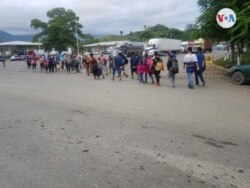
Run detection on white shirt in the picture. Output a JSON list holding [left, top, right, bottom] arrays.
[[183, 53, 198, 63]]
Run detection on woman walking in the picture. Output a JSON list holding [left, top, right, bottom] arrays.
[[152, 52, 164, 87]]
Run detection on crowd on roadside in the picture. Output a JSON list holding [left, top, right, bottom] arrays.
[[24, 46, 206, 89]]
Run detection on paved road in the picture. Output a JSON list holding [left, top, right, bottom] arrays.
[[0, 55, 249, 188]]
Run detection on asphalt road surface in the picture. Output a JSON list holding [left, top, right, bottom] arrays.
[[0, 54, 249, 188]]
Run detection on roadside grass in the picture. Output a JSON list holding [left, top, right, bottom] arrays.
[[214, 49, 250, 68], [242, 49, 250, 64]]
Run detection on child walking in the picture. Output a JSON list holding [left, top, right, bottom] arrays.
[[145, 54, 155, 84], [137, 61, 145, 83]]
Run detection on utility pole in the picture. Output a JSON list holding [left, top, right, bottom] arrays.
[[75, 24, 79, 56]]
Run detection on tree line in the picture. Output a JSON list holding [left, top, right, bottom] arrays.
[[30, 8, 199, 53], [31, 1, 250, 64], [195, 0, 250, 64]]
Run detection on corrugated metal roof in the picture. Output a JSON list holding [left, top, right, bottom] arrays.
[[0, 41, 42, 46], [84, 40, 146, 47]]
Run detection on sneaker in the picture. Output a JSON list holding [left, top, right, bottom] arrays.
[[202, 81, 206, 87], [155, 83, 160, 87], [172, 82, 176, 88]]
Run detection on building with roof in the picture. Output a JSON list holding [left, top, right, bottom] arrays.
[[0, 41, 42, 56], [84, 40, 146, 54]]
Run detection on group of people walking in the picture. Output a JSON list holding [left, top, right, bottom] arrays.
[[26, 54, 81, 73], [82, 47, 206, 89], [24, 47, 206, 89]]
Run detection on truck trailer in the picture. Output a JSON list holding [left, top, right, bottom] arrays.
[[181, 38, 212, 53], [144, 38, 181, 56]]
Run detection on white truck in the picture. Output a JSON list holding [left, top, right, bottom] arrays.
[[144, 38, 181, 56], [181, 39, 213, 53]]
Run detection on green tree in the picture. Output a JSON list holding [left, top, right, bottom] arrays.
[[196, 0, 234, 62], [30, 7, 83, 52], [182, 24, 200, 40], [196, 0, 250, 64], [139, 31, 153, 41], [229, 0, 250, 42]]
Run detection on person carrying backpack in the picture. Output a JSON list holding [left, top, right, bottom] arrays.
[[64, 55, 71, 73], [112, 51, 124, 81], [152, 51, 164, 87], [167, 52, 179, 88], [144, 53, 155, 84], [130, 52, 139, 79], [120, 53, 128, 78]]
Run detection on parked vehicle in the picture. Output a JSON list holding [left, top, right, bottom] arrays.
[[228, 64, 250, 85], [118, 44, 144, 57], [0, 55, 6, 62], [181, 41, 193, 53], [181, 38, 212, 53], [144, 38, 181, 56], [10, 55, 21, 61]]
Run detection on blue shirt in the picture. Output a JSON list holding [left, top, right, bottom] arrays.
[[130, 55, 139, 67], [114, 55, 124, 67], [196, 52, 205, 69]]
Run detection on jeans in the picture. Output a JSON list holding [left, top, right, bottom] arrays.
[[195, 70, 205, 85], [187, 72, 194, 87], [66, 64, 71, 72], [113, 65, 121, 77], [139, 73, 144, 83], [168, 71, 175, 84], [145, 72, 154, 83]]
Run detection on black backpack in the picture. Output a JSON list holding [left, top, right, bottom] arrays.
[[170, 58, 179, 74], [121, 54, 128, 65]]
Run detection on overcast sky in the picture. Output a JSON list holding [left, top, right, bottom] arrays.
[[0, 0, 200, 35]]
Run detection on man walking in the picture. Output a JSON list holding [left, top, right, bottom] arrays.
[[195, 47, 206, 86], [112, 51, 124, 81], [0, 56, 5, 68], [130, 52, 139, 79], [183, 47, 199, 89], [167, 52, 178, 88]]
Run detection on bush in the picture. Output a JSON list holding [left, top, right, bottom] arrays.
[[214, 58, 235, 68], [214, 49, 250, 68]]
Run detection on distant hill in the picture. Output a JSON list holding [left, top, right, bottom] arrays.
[[0, 30, 34, 42]]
